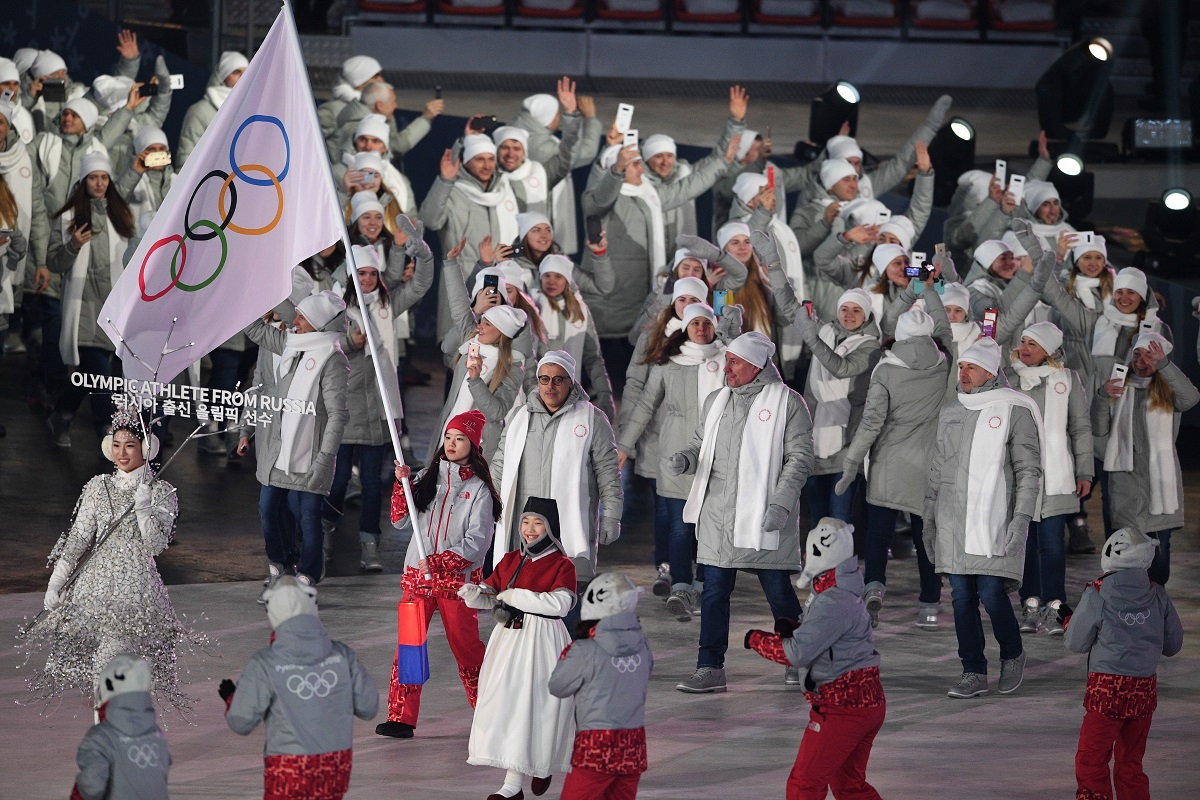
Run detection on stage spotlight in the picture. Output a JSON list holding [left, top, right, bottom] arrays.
[[1087, 38, 1113, 62], [1049, 152, 1094, 224], [927, 117, 977, 206], [1163, 188, 1192, 211], [808, 81, 861, 149], [1056, 153, 1084, 176], [1141, 187, 1200, 272], [1035, 38, 1116, 144]]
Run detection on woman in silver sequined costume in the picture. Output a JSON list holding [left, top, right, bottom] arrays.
[[24, 409, 196, 711]]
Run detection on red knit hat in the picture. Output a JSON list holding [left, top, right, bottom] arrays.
[[446, 409, 486, 451]]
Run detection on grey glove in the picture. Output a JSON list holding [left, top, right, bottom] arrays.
[[599, 516, 621, 545], [925, 94, 953, 132], [922, 524, 937, 569], [762, 503, 789, 532], [793, 307, 819, 343], [718, 303, 744, 340], [932, 250, 958, 284], [665, 452, 692, 477], [675, 234, 722, 263], [750, 229, 781, 268], [1010, 217, 1045, 263], [1005, 513, 1032, 554], [307, 452, 335, 492], [834, 464, 860, 497], [2, 227, 28, 271], [396, 215, 431, 260]]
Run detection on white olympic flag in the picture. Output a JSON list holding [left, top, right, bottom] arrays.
[[99, 7, 342, 383]]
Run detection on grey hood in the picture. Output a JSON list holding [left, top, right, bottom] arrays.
[[272, 613, 333, 663], [592, 611, 645, 657], [103, 690, 158, 737], [829, 555, 866, 597], [889, 336, 945, 370]]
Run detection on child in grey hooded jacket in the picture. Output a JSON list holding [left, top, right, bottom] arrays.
[[1064, 529, 1183, 800]]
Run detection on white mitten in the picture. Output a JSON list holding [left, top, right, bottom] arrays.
[[44, 559, 71, 611]]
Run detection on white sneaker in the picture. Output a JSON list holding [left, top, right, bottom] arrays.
[[916, 603, 940, 630]]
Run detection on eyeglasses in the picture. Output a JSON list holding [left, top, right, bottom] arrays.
[[537, 375, 570, 387]]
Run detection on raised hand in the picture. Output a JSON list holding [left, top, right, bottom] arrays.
[[578, 95, 596, 118], [729, 85, 749, 122], [916, 140, 932, 173], [447, 237, 467, 261], [440, 149, 460, 181], [116, 29, 139, 60], [615, 145, 638, 173], [557, 76, 578, 115], [723, 134, 742, 164]]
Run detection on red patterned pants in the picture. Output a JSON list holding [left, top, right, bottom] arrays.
[[387, 592, 486, 726], [1075, 711, 1153, 800], [263, 749, 352, 800], [559, 767, 641, 800], [786, 702, 886, 800]]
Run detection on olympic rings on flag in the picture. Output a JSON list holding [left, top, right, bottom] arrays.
[[184, 170, 237, 242], [218, 164, 283, 236], [229, 115, 290, 185], [140, 235, 187, 301], [170, 220, 228, 291]]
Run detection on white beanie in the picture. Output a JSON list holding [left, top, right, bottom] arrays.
[[958, 336, 1002, 375], [539, 253, 574, 282], [879, 216, 916, 250], [717, 221, 750, 250], [673, 248, 708, 274], [848, 199, 889, 227], [350, 150, 385, 176], [482, 304, 527, 339], [0, 58, 20, 84], [341, 55, 382, 88], [1000, 231, 1028, 259], [672, 276, 708, 304], [517, 211, 551, 240], [1100, 529, 1158, 573], [941, 282, 971, 312], [492, 125, 529, 148], [733, 172, 769, 205], [871, 243, 908, 276], [91, 74, 133, 114], [355, 113, 390, 144], [797, 517, 855, 589], [12, 48, 38, 76], [598, 143, 621, 170], [820, 158, 858, 191], [681, 302, 717, 328], [263, 576, 319, 630], [32, 50, 66, 78], [825, 135, 863, 161], [580, 572, 641, 621], [216, 51, 249, 82], [350, 191, 385, 223], [973, 239, 1012, 270], [351, 243, 383, 272], [836, 287, 874, 318], [1113, 267, 1148, 300], [63, 97, 98, 131], [736, 129, 759, 162], [957, 169, 992, 204], [895, 308, 934, 341], [538, 349, 577, 377], [1022, 179, 1059, 213], [94, 653, 152, 707], [1133, 330, 1172, 357], [1072, 234, 1108, 264], [462, 134, 496, 163], [297, 290, 346, 331], [497, 260, 528, 290], [522, 93, 559, 128], [727, 331, 775, 368], [641, 133, 676, 160], [1022, 321, 1063, 355], [289, 266, 316, 305], [471, 267, 508, 300], [133, 126, 169, 155], [79, 151, 112, 178]]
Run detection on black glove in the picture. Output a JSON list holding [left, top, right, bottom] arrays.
[[218, 679, 236, 702], [774, 617, 801, 638]]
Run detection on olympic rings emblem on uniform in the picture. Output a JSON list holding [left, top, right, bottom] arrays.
[[574, 424, 588, 438], [611, 655, 642, 673], [286, 669, 338, 699], [1054, 381, 1068, 394], [1118, 610, 1150, 626], [758, 409, 772, 422], [988, 415, 1003, 429], [127, 743, 160, 768], [139, 114, 290, 302]]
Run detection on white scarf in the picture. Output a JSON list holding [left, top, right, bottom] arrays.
[[670, 340, 727, 413], [538, 292, 589, 374], [773, 221, 807, 364], [0, 143, 33, 315], [506, 157, 549, 209], [331, 81, 361, 103], [381, 160, 416, 216], [1072, 274, 1102, 311], [684, 381, 788, 551], [127, 169, 175, 232], [497, 400, 595, 564], [452, 174, 519, 245], [550, 176, 577, 256], [37, 134, 107, 185], [274, 330, 341, 475], [811, 325, 875, 458], [1010, 360, 1075, 496], [1031, 219, 1073, 251], [857, 172, 876, 201], [445, 337, 500, 427], [664, 161, 692, 237], [956, 387, 1045, 557], [205, 83, 233, 111], [348, 289, 403, 420], [58, 211, 127, 366], [1103, 376, 1179, 516], [1091, 304, 1143, 357], [620, 179, 666, 283]]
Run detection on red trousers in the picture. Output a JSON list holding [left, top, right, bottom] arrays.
[[786, 702, 886, 800], [263, 750, 352, 800], [1075, 710, 1153, 800], [387, 592, 486, 726], [559, 767, 642, 800]]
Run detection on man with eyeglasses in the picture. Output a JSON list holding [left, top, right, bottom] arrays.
[[493, 350, 623, 631]]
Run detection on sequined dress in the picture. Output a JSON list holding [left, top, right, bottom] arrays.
[[23, 466, 197, 711]]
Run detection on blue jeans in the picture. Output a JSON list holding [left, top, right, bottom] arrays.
[[1020, 514, 1067, 604], [948, 574, 1023, 675], [698, 566, 802, 669], [259, 486, 324, 582], [1091, 458, 1114, 536], [864, 505, 941, 604], [662, 495, 702, 589], [805, 472, 858, 528], [650, 479, 669, 566], [1148, 530, 1172, 585], [56, 346, 117, 435], [38, 296, 65, 393], [323, 442, 388, 538]]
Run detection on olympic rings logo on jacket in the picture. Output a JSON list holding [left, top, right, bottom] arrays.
[[285, 669, 338, 700], [127, 743, 161, 769]]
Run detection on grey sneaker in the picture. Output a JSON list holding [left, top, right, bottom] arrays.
[[665, 589, 694, 622], [998, 651, 1026, 694], [947, 672, 989, 698], [1042, 600, 1065, 636], [864, 581, 885, 629], [784, 665, 802, 686], [676, 666, 727, 694], [47, 412, 72, 449], [257, 563, 285, 604], [1019, 597, 1042, 634], [322, 519, 337, 563], [360, 541, 383, 572], [916, 603, 941, 630], [652, 563, 671, 597]]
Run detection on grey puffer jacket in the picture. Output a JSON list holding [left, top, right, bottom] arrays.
[[332, 101, 431, 165], [784, 557, 881, 689], [74, 691, 170, 800], [506, 110, 583, 215], [942, 156, 1052, 264], [46, 199, 125, 351], [924, 375, 1043, 588], [548, 611, 652, 731], [675, 362, 813, 571], [244, 317, 350, 494], [226, 614, 379, 756], [843, 334, 950, 515], [1040, 272, 1105, 387], [513, 108, 604, 170], [1090, 361, 1199, 536], [642, 116, 743, 247], [1064, 568, 1183, 677], [400, 458, 495, 577], [964, 268, 1051, 353], [492, 382, 623, 582]]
